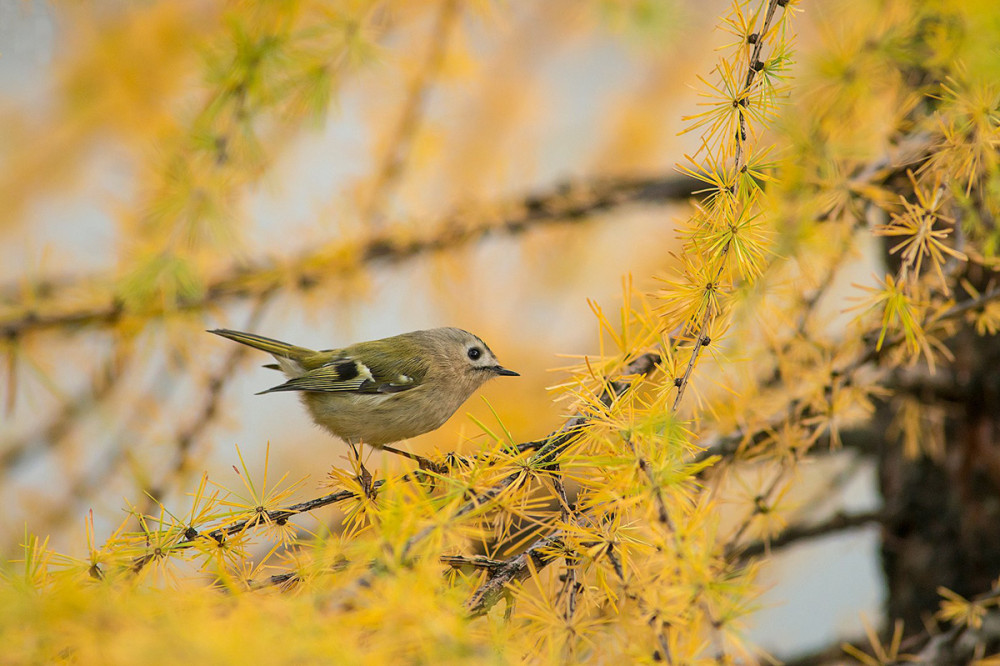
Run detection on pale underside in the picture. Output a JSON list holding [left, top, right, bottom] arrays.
[[299, 385, 469, 448]]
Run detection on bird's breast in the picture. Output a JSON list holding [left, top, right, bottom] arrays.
[[300, 388, 463, 447]]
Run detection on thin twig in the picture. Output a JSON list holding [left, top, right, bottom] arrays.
[[549, 464, 583, 622], [624, 433, 675, 531], [724, 464, 790, 551], [671, 0, 786, 414]]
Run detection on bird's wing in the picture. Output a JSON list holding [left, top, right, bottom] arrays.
[[257, 356, 426, 395]]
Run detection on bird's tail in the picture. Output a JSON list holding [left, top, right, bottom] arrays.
[[208, 329, 314, 360]]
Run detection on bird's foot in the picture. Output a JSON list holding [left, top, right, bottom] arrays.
[[417, 457, 448, 475], [381, 444, 448, 475], [358, 462, 377, 500], [348, 441, 378, 500]]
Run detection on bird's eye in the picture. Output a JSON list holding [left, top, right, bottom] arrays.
[[467, 347, 482, 361]]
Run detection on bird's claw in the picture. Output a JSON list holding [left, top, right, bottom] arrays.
[[417, 457, 448, 475], [358, 464, 377, 500]]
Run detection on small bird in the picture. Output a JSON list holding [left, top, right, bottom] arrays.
[[210, 327, 518, 464]]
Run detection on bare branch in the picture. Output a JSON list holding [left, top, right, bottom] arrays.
[[466, 532, 563, 616], [730, 510, 884, 562], [440, 554, 508, 570]]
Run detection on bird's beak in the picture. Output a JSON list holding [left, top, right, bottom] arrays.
[[494, 366, 519, 377]]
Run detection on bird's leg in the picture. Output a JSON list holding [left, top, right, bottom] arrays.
[[348, 440, 376, 499], [381, 444, 448, 475]]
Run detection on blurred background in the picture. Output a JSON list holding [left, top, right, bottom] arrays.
[[1, 1, 886, 660]]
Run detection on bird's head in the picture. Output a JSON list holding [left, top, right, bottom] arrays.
[[429, 327, 519, 386]]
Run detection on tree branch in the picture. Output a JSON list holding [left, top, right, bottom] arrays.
[[128, 482, 383, 575], [440, 554, 508, 570], [730, 509, 884, 561], [466, 532, 563, 616], [0, 174, 699, 341], [692, 285, 1000, 468], [127, 352, 662, 578]]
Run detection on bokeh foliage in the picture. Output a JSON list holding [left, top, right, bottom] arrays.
[[3, 0, 1000, 663]]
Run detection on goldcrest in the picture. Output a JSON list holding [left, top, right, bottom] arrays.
[[210, 327, 518, 448]]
